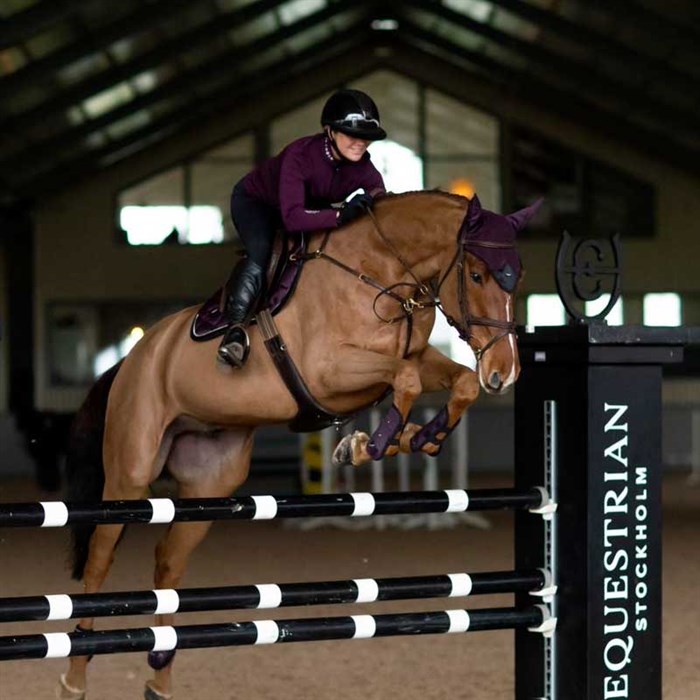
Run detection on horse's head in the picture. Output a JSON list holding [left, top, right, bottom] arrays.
[[439, 193, 541, 395]]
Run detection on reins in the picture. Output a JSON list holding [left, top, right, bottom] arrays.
[[293, 219, 435, 339], [295, 202, 517, 362]]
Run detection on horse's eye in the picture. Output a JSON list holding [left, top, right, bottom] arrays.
[[470, 272, 483, 284]]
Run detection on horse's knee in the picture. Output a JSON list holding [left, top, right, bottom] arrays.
[[454, 371, 480, 405], [395, 361, 422, 401], [102, 467, 152, 499]]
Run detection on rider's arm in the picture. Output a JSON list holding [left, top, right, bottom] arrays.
[[279, 149, 338, 231]]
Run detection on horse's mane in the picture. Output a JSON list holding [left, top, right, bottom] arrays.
[[376, 188, 469, 207]]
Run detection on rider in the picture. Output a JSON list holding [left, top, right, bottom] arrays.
[[217, 88, 388, 368]]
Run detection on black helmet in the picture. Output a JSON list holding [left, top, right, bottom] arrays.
[[321, 89, 387, 141]]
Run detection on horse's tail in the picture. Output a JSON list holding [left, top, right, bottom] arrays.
[[65, 360, 123, 581]]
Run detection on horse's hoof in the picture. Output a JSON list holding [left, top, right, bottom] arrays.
[[332, 435, 353, 467], [56, 674, 86, 700], [145, 681, 173, 700]]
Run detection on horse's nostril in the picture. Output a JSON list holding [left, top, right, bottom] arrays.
[[489, 371, 502, 391]]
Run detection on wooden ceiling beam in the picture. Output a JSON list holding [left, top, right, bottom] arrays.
[[1, 2, 367, 176], [12, 32, 380, 199], [389, 30, 700, 175], [486, 0, 700, 95], [408, 0, 698, 135], [0, 0, 194, 101], [0, 0, 102, 51], [0, 0, 355, 134]]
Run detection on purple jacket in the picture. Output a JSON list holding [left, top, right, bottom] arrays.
[[242, 133, 385, 231]]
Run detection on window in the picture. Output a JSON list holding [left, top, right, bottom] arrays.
[[425, 89, 500, 209], [526, 294, 566, 327], [47, 302, 188, 386], [117, 133, 253, 245], [94, 327, 144, 377], [643, 293, 682, 327], [585, 294, 624, 325], [368, 140, 423, 193], [120, 204, 224, 245], [47, 305, 98, 387]]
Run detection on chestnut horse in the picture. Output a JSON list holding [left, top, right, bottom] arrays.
[[58, 191, 539, 700]]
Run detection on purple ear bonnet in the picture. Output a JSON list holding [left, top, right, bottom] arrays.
[[460, 195, 542, 292]]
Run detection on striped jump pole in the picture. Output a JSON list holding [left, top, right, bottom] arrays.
[[0, 487, 548, 528], [0, 605, 551, 661], [0, 569, 548, 623]]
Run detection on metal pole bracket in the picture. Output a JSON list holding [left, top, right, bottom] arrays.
[[530, 568, 557, 603], [528, 604, 557, 638], [528, 487, 558, 520]]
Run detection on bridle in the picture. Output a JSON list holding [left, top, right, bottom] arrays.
[[295, 203, 518, 363], [434, 218, 518, 362]]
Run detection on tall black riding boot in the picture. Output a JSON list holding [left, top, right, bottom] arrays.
[[217, 258, 265, 368]]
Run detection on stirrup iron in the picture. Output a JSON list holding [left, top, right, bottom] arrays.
[[217, 324, 251, 368]]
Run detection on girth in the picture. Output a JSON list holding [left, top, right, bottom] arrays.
[[257, 309, 398, 433], [258, 230, 427, 433]]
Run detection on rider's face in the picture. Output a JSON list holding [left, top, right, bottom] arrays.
[[331, 131, 370, 162]]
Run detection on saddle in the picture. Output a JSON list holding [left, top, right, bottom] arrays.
[[190, 231, 306, 341]]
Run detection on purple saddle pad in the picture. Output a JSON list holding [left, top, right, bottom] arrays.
[[190, 233, 306, 342]]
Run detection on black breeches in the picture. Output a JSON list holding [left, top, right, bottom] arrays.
[[230, 181, 281, 268]]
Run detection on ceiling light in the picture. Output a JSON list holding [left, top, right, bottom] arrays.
[[371, 19, 399, 31]]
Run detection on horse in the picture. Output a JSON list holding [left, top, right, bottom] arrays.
[[57, 190, 539, 700]]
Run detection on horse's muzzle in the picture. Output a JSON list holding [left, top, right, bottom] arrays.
[[487, 371, 503, 393]]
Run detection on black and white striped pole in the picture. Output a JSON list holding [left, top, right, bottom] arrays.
[[0, 488, 546, 528], [0, 606, 551, 661], [0, 570, 548, 623]]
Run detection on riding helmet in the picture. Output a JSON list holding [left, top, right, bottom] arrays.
[[321, 89, 387, 141]]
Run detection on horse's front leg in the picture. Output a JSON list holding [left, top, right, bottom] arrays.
[[401, 344, 480, 456], [323, 348, 422, 467]]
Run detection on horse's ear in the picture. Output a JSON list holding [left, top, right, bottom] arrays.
[[467, 193, 483, 230], [507, 197, 543, 232]]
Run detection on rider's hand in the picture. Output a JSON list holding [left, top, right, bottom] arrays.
[[337, 193, 374, 226]]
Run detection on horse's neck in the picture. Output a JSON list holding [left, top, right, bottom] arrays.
[[325, 193, 466, 283]]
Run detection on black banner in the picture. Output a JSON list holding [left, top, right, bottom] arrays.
[[588, 367, 662, 699]]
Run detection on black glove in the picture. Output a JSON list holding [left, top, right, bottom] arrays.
[[337, 193, 374, 226]]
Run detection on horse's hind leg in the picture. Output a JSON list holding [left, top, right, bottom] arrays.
[[59, 486, 151, 699], [145, 427, 255, 700], [59, 411, 165, 698]]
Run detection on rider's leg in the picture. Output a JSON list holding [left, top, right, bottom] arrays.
[[218, 183, 278, 368], [217, 257, 266, 367]]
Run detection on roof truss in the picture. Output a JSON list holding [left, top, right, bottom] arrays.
[[0, 0, 698, 205]]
